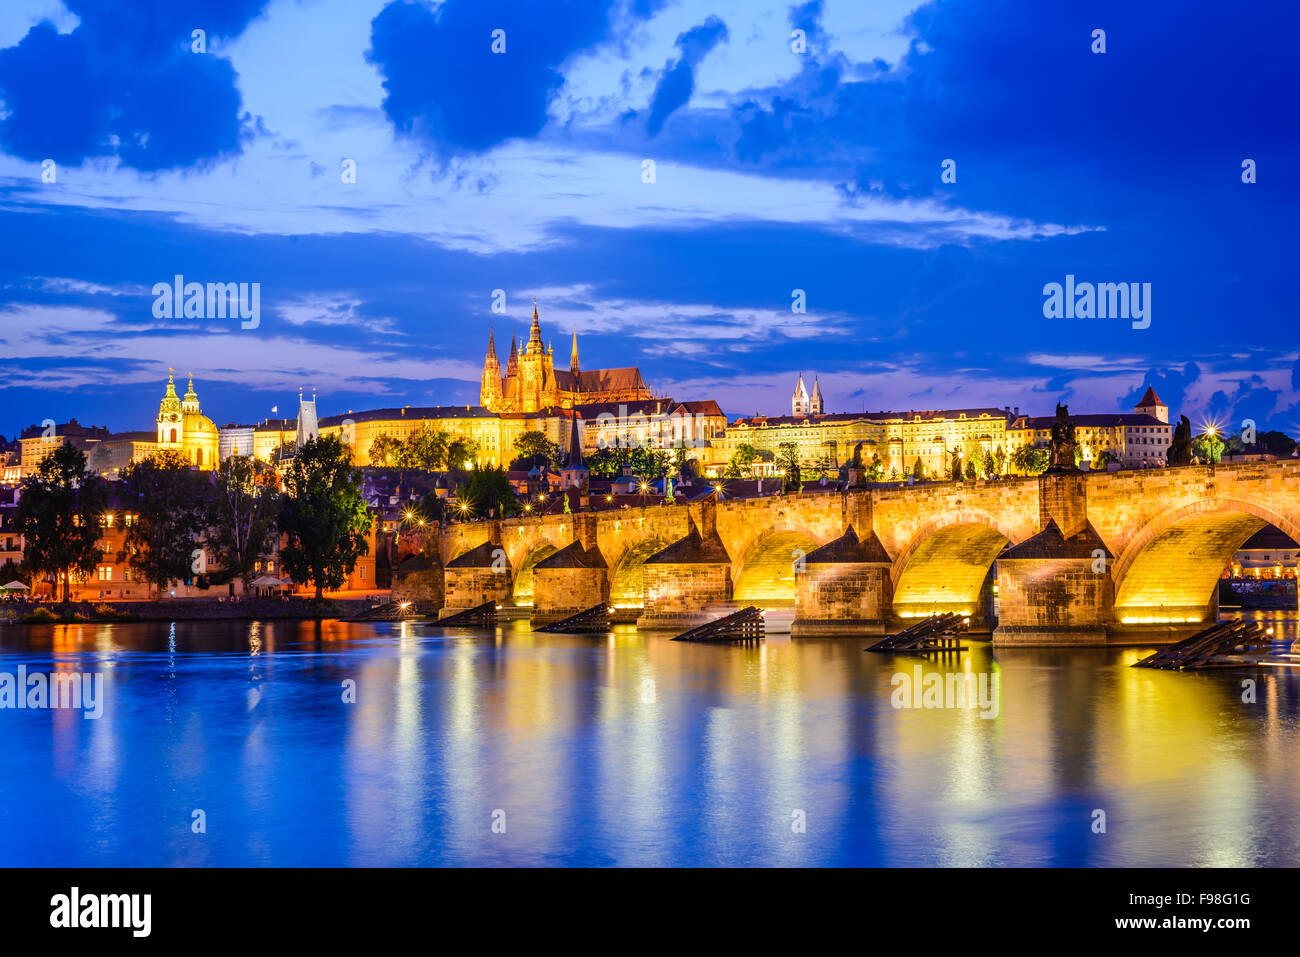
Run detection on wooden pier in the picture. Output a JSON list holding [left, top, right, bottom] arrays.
[[671, 606, 765, 643], [535, 603, 616, 634], [1132, 618, 1273, 671], [865, 613, 968, 656], [435, 601, 498, 628]]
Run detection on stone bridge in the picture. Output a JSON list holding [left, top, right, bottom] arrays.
[[393, 461, 1300, 645]]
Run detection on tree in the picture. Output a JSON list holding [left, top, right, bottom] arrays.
[[981, 450, 995, 479], [1257, 430, 1298, 457], [512, 431, 565, 471], [1167, 415, 1194, 466], [587, 446, 628, 479], [279, 436, 372, 599], [949, 448, 963, 481], [1192, 432, 1225, 464], [446, 438, 480, 473], [368, 434, 404, 467], [1010, 445, 1050, 475], [457, 465, 520, 518], [672, 444, 702, 484], [120, 451, 214, 593], [994, 446, 1006, 476], [209, 454, 281, 593], [15, 443, 108, 601], [0, 558, 27, 587], [964, 458, 977, 480], [777, 442, 801, 491], [911, 457, 924, 481], [726, 442, 759, 479], [405, 426, 451, 470], [868, 452, 884, 482], [1094, 449, 1120, 469]]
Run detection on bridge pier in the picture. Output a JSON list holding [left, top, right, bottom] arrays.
[[993, 470, 1114, 645], [441, 537, 512, 619], [531, 515, 609, 625], [391, 552, 444, 615], [791, 526, 893, 636], [638, 513, 734, 631]]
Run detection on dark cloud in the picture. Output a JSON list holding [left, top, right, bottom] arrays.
[[368, 0, 629, 158], [0, 1, 267, 171], [646, 15, 729, 137]]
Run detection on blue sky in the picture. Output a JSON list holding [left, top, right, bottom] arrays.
[[0, 0, 1296, 438]]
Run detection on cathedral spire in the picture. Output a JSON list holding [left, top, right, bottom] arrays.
[[487, 328, 498, 361], [527, 297, 543, 354], [570, 330, 580, 376]]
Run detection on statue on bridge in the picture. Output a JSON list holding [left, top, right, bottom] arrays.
[[847, 441, 867, 487], [1168, 414, 1193, 466], [1048, 403, 1079, 471]]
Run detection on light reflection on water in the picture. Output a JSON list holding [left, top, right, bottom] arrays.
[[1, 615, 1299, 866]]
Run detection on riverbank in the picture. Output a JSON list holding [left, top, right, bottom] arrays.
[[0, 597, 377, 624]]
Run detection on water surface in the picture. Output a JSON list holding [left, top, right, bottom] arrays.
[[1, 615, 1297, 866]]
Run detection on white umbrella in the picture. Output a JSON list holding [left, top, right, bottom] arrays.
[[249, 575, 283, 587], [3, 581, 29, 591]]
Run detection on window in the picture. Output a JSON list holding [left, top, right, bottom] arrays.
[[97, 566, 112, 582], [360, 565, 366, 580]]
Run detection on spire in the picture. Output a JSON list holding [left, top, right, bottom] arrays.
[[487, 328, 498, 361], [570, 330, 579, 375], [811, 376, 823, 414], [159, 368, 181, 415], [527, 297, 543, 354], [565, 416, 585, 470]]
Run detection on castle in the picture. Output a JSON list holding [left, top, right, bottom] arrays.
[[479, 300, 652, 414]]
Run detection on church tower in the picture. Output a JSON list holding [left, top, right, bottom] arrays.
[[792, 374, 810, 416], [1135, 386, 1168, 424], [810, 376, 824, 415], [480, 329, 503, 411], [157, 369, 183, 451], [569, 331, 580, 376]]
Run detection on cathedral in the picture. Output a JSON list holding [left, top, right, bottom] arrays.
[[480, 300, 652, 414]]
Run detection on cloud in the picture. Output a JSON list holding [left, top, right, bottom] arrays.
[[367, 0, 629, 159], [645, 15, 729, 136], [0, 0, 269, 171]]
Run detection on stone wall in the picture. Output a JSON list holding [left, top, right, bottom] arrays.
[[639, 563, 732, 630], [532, 567, 609, 624], [792, 562, 891, 635]]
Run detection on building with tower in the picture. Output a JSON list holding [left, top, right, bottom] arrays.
[[156, 370, 219, 469], [479, 299, 652, 414]]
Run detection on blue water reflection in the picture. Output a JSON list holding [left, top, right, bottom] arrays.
[[1, 615, 1298, 866]]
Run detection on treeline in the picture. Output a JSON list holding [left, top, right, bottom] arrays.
[[15, 436, 371, 601]]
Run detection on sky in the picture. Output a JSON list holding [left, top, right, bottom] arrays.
[[0, 0, 1296, 439]]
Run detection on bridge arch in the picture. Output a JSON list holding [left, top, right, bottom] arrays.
[[512, 542, 558, 605], [890, 512, 1020, 619], [1111, 498, 1300, 623], [608, 538, 672, 608], [733, 527, 823, 605]]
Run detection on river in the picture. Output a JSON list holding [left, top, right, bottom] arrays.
[[2, 614, 1298, 866]]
